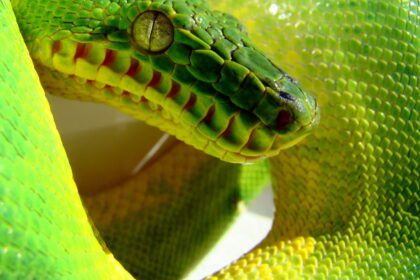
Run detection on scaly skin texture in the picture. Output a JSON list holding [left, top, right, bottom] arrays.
[[12, 0, 319, 163], [0, 1, 132, 279], [1, 0, 419, 280], [208, 0, 419, 279], [83, 145, 271, 279]]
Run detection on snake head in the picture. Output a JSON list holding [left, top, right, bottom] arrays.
[[15, 0, 319, 163]]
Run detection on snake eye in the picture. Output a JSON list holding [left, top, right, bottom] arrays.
[[131, 11, 174, 54]]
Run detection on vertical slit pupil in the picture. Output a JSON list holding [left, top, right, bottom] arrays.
[[131, 11, 174, 54]]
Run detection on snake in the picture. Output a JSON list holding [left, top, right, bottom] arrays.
[[0, 0, 418, 279]]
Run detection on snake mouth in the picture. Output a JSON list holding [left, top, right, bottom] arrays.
[[33, 38, 316, 163], [39, 69, 281, 163], [33, 39, 281, 163]]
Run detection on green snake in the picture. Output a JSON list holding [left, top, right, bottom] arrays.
[[1, 0, 418, 279]]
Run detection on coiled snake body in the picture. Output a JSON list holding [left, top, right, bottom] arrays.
[[0, 0, 418, 279]]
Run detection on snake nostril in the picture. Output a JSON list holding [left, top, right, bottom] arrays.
[[278, 91, 295, 102], [276, 110, 293, 130]]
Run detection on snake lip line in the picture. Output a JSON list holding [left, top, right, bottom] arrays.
[[40, 39, 299, 162], [65, 72, 277, 163]]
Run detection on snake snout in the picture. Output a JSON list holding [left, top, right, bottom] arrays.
[[252, 76, 320, 152]]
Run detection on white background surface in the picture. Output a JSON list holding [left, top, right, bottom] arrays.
[[48, 95, 275, 280]]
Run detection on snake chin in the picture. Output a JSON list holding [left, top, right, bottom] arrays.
[[35, 62, 319, 163]]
